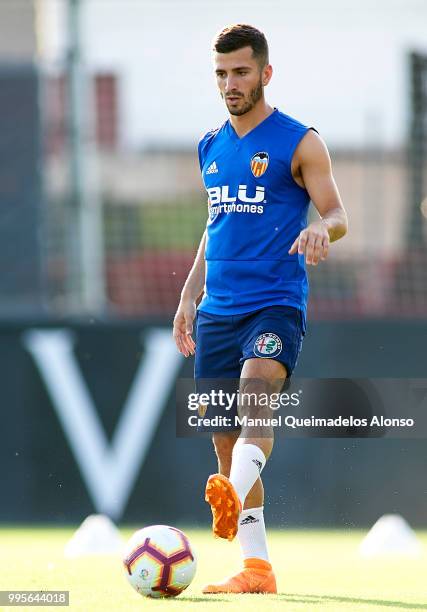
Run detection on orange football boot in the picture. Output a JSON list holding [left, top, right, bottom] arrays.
[[205, 473, 241, 541], [202, 557, 277, 594]]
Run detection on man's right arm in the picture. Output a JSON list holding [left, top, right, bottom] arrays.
[[173, 230, 206, 357]]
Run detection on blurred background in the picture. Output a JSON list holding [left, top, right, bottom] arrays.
[[1, 0, 427, 527]]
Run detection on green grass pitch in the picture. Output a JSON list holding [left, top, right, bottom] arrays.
[[1, 527, 426, 611]]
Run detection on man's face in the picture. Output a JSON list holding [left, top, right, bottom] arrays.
[[214, 46, 271, 116]]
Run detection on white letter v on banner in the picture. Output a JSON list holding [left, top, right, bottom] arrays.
[[23, 328, 182, 520]]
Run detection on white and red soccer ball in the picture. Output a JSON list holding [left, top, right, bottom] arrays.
[[123, 525, 197, 598]]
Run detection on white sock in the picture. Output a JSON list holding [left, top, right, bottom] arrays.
[[229, 443, 266, 507], [238, 506, 269, 562]]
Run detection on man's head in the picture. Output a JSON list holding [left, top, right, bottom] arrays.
[[213, 24, 272, 116]]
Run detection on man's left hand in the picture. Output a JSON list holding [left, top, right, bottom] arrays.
[[288, 220, 330, 265]]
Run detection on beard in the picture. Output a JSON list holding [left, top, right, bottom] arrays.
[[223, 77, 263, 116]]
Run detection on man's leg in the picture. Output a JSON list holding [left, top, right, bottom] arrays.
[[212, 430, 240, 477], [229, 358, 282, 507], [203, 358, 284, 594], [206, 358, 285, 538], [235, 359, 284, 573], [205, 429, 242, 541], [210, 430, 265, 538]]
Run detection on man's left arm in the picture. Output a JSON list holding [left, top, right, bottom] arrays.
[[288, 130, 348, 265]]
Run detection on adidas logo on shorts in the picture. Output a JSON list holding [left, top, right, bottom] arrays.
[[206, 161, 218, 174], [240, 515, 260, 525]]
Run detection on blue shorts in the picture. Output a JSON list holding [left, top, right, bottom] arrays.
[[194, 305, 306, 432]]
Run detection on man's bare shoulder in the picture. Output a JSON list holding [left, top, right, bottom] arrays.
[[293, 129, 330, 164], [291, 130, 332, 187]]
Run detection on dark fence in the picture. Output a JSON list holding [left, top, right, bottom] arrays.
[[0, 318, 426, 527]]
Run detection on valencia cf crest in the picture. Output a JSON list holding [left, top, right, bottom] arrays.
[[250, 151, 269, 178]]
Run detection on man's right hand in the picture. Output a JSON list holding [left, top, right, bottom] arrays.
[[173, 298, 196, 357]]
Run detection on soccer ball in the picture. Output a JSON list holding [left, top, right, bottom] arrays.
[[123, 525, 197, 598]]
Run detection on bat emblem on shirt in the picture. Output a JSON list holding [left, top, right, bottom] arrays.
[[250, 151, 269, 177]]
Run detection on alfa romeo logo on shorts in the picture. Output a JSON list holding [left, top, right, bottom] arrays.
[[254, 333, 282, 358]]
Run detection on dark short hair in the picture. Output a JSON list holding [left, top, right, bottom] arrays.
[[213, 24, 269, 67]]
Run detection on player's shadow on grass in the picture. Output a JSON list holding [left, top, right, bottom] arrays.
[[279, 593, 427, 609], [178, 596, 229, 602]]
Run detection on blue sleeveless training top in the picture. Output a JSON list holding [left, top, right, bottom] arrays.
[[198, 108, 313, 317]]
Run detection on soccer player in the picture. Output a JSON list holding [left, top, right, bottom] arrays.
[[173, 24, 347, 594]]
